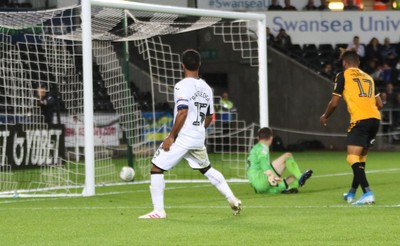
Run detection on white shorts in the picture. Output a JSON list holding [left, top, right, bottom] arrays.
[[152, 143, 210, 171]]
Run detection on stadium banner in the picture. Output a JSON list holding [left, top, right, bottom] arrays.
[[62, 114, 121, 147], [197, 2, 400, 45], [142, 112, 173, 143], [199, 0, 303, 10], [0, 124, 65, 167], [264, 11, 400, 45]]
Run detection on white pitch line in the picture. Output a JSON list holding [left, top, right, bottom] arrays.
[[95, 167, 400, 197], [93, 167, 400, 188], [0, 184, 213, 204], [0, 204, 399, 211], [0, 168, 399, 203], [313, 168, 400, 178], [91, 184, 214, 197]]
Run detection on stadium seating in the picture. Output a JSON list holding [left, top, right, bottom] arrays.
[[270, 40, 400, 138], [273, 41, 400, 85], [288, 44, 302, 58]]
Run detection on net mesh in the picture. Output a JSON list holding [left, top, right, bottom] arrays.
[[0, 5, 260, 196]]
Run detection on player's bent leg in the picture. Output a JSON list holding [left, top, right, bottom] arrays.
[[150, 164, 164, 173], [346, 153, 361, 166], [346, 146, 374, 205], [352, 148, 375, 205], [200, 166, 242, 215], [361, 148, 369, 158], [285, 157, 303, 180], [352, 119, 379, 205], [186, 148, 241, 215], [271, 153, 290, 175], [281, 176, 299, 194], [360, 149, 368, 171], [138, 165, 167, 219], [277, 156, 313, 187], [347, 146, 371, 194], [344, 153, 360, 203], [150, 165, 166, 212], [139, 144, 187, 219]]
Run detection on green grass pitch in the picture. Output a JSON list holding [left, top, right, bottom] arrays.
[[0, 151, 399, 245]]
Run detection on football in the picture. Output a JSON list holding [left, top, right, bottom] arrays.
[[119, 166, 135, 181]]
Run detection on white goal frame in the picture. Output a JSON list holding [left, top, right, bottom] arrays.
[[81, 0, 268, 196]]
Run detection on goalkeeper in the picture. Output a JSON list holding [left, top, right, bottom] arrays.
[[247, 127, 313, 194]]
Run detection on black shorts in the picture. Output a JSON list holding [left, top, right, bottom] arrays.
[[347, 118, 380, 148]]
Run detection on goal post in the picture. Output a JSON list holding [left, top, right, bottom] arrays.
[[0, 1, 268, 197], [82, 0, 95, 196], [84, 0, 268, 196], [82, 0, 268, 196]]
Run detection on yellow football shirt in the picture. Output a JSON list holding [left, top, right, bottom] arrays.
[[332, 67, 381, 123]]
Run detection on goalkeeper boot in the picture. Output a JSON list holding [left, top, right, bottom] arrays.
[[282, 188, 299, 194], [352, 191, 375, 206], [343, 192, 356, 203], [299, 169, 313, 187], [138, 210, 166, 219], [228, 197, 242, 216]]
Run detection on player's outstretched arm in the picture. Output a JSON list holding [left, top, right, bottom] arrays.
[[162, 108, 188, 151], [320, 95, 341, 126]]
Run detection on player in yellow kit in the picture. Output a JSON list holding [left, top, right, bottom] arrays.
[[320, 49, 383, 205]]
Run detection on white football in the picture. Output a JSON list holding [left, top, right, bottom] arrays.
[[119, 166, 135, 181]]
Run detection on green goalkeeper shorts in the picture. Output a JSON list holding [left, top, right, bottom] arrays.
[[247, 168, 287, 194]]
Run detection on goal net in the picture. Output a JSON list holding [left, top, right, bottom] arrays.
[[0, 1, 267, 197]]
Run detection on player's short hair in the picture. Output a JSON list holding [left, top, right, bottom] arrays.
[[182, 49, 201, 71], [258, 127, 273, 140], [341, 49, 360, 65]]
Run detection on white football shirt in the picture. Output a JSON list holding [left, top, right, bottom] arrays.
[[173, 77, 214, 149]]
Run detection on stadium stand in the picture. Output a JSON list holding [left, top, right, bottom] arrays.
[[0, 1, 32, 9], [269, 30, 400, 144]]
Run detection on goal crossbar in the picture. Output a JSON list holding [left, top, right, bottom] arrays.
[[92, 0, 265, 21]]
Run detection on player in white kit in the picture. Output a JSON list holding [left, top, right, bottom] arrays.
[[139, 50, 241, 219]]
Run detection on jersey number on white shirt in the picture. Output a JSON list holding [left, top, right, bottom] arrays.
[[193, 102, 208, 126]]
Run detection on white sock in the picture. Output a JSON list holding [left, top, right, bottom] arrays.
[[204, 167, 234, 200], [150, 174, 165, 212]]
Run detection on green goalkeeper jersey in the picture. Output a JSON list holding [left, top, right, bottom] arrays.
[[247, 142, 286, 193], [247, 142, 271, 173]]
